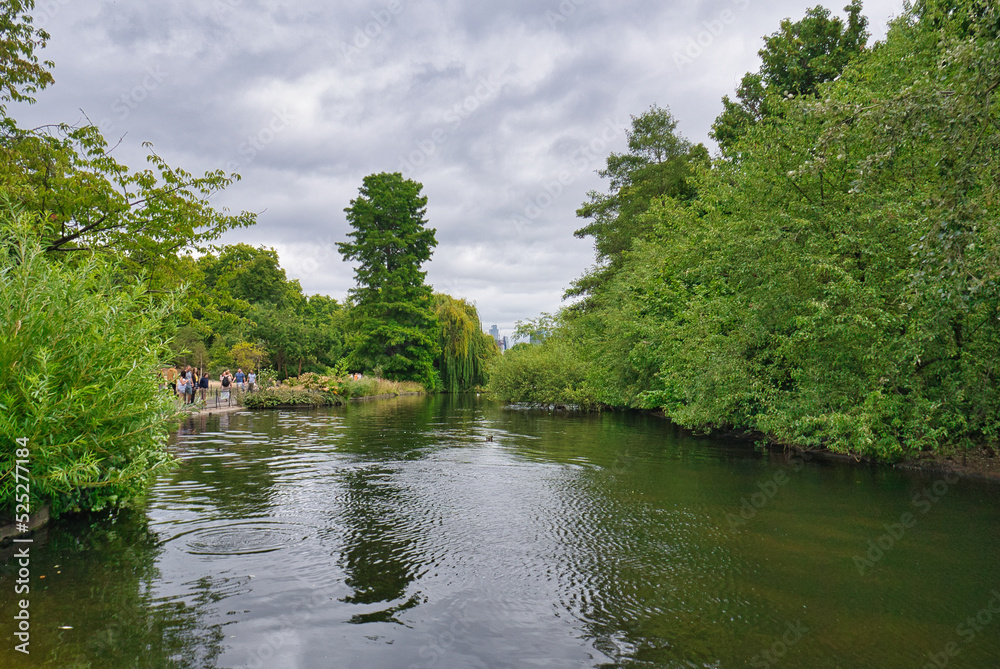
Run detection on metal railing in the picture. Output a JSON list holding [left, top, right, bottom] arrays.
[[170, 382, 259, 410]]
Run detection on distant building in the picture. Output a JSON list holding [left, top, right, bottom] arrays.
[[488, 324, 509, 352]]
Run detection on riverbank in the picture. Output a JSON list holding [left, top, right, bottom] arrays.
[[893, 446, 1000, 482], [645, 410, 1000, 482], [760, 439, 1000, 482], [766, 442, 1000, 482], [348, 391, 425, 402]]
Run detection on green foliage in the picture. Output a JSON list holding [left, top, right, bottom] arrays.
[[513, 312, 559, 343], [241, 387, 343, 409], [1, 124, 256, 265], [256, 367, 279, 389], [758, 0, 868, 97], [169, 325, 210, 369], [152, 246, 345, 378], [230, 341, 268, 372], [242, 371, 426, 409], [569, 105, 709, 303], [338, 172, 439, 387], [0, 215, 178, 516], [711, 0, 869, 155], [486, 334, 596, 408], [0, 0, 54, 111], [432, 294, 498, 392], [201, 244, 292, 306], [0, 2, 255, 269], [493, 0, 1000, 460]]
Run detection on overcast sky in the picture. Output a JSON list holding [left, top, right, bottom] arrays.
[[14, 0, 903, 337]]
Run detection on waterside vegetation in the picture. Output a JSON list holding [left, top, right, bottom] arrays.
[[0, 1, 494, 518], [489, 0, 1000, 462], [241, 374, 425, 409]]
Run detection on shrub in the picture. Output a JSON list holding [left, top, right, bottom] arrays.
[[486, 339, 597, 408], [276, 374, 425, 400], [0, 218, 179, 517], [241, 387, 343, 409]]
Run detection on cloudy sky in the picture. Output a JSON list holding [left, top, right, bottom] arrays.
[[14, 0, 903, 337]]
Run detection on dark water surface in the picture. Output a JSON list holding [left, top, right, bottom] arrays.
[[3, 394, 999, 668]]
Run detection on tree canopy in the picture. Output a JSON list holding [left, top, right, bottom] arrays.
[[710, 0, 869, 156], [433, 294, 498, 392], [0, 0, 53, 111], [568, 105, 708, 303], [490, 0, 1000, 460], [338, 172, 439, 386], [0, 1, 254, 270]]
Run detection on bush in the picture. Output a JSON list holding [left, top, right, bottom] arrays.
[[241, 387, 343, 409], [0, 218, 179, 517], [486, 339, 597, 408], [282, 373, 424, 398]]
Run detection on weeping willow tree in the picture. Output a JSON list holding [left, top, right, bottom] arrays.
[[433, 294, 499, 393]]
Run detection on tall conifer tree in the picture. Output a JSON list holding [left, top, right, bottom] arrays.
[[338, 172, 439, 386]]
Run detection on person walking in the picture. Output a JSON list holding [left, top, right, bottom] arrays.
[[184, 365, 195, 405], [235, 368, 246, 392], [247, 370, 257, 392], [220, 370, 233, 404]]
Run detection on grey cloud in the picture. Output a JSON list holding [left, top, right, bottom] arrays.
[[13, 0, 905, 330]]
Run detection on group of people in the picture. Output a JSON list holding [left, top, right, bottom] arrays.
[[174, 366, 258, 405], [175, 366, 209, 405], [218, 368, 256, 395]]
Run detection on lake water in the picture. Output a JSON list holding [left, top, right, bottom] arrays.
[[2, 394, 999, 668]]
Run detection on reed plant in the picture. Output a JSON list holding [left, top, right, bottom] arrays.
[[0, 217, 179, 517]]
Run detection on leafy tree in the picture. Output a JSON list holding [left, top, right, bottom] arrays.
[[169, 324, 210, 369], [0, 2, 255, 268], [432, 294, 498, 392], [0, 126, 256, 266], [711, 0, 869, 155], [201, 244, 292, 306], [568, 105, 708, 303], [230, 341, 269, 372], [492, 0, 1000, 459], [486, 334, 593, 407], [338, 172, 439, 386], [0, 0, 53, 111], [513, 312, 560, 343]]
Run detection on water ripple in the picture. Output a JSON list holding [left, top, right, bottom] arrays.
[[161, 520, 311, 556]]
